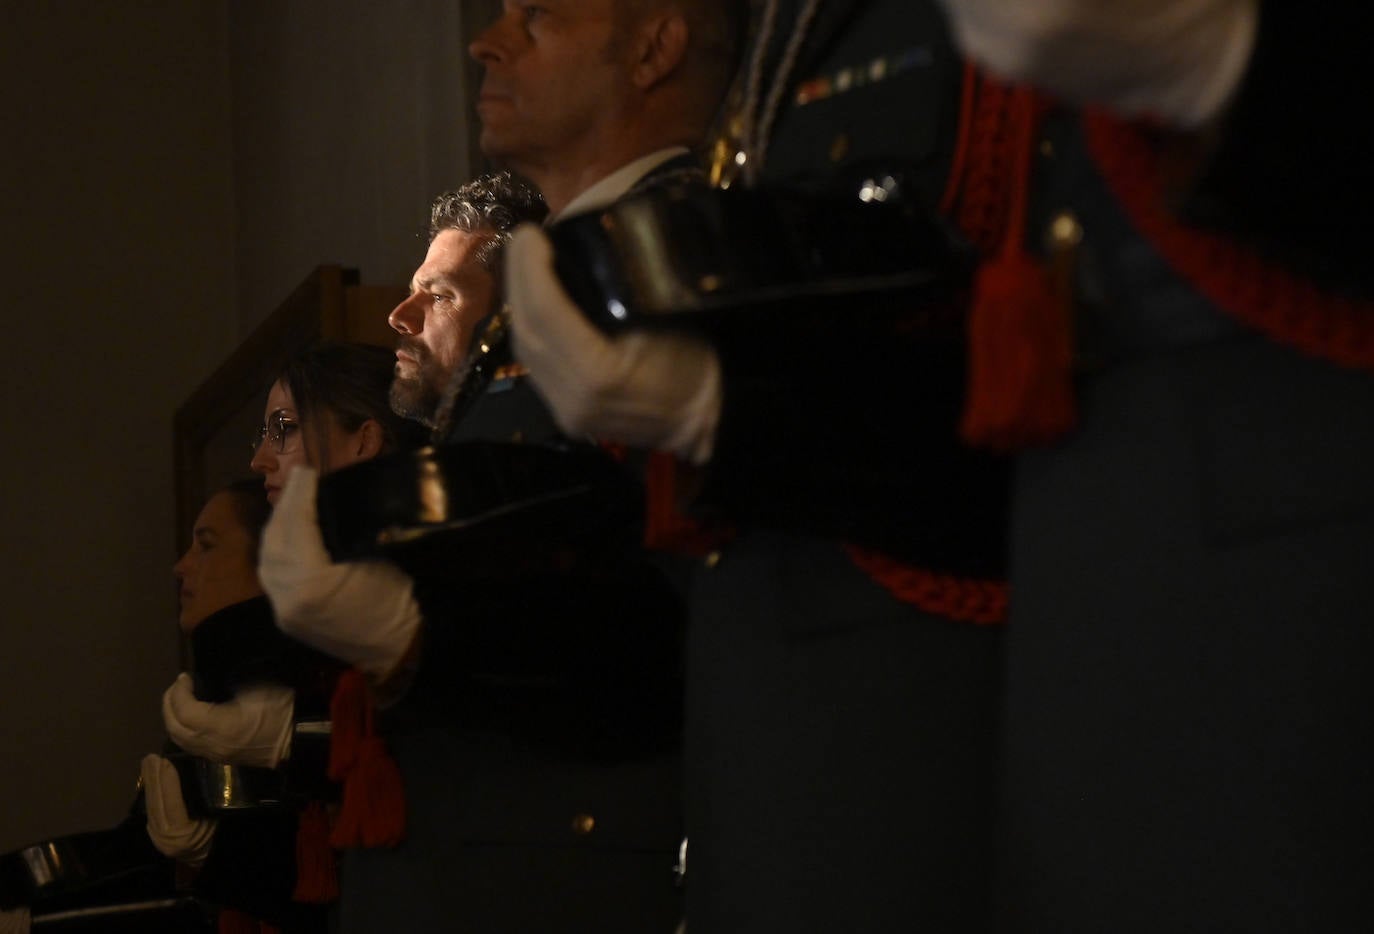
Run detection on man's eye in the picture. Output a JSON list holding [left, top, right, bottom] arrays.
[[522, 6, 545, 24]]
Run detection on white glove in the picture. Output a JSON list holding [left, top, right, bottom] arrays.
[[141, 754, 216, 868], [937, 0, 1259, 128], [506, 224, 723, 465], [162, 673, 295, 768], [259, 466, 422, 683]]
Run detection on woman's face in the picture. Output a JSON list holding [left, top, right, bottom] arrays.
[[249, 380, 381, 504], [173, 492, 263, 632], [249, 381, 307, 505]]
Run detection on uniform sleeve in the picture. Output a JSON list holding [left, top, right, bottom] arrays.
[[689, 304, 1009, 577], [392, 522, 686, 759], [191, 596, 341, 718]]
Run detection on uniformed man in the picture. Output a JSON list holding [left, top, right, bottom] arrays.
[[938, 1, 1374, 930], [256, 173, 690, 933], [490, 1, 1014, 930]]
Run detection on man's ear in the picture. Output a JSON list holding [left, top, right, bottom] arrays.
[[631, 11, 689, 90], [355, 419, 385, 460]]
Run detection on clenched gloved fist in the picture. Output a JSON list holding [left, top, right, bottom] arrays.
[[141, 753, 216, 867], [259, 466, 422, 683], [162, 673, 294, 768], [506, 223, 722, 465]]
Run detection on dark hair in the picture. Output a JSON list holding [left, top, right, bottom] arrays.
[[217, 477, 271, 564], [428, 171, 548, 270], [278, 341, 427, 470]]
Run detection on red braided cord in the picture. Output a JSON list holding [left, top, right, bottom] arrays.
[[937, 62, 978, 219], [1083, 110, 1374, 371], [844, 545, 1007, 624], [949, 69, 1022, 255], [839, 66, 1025, 624]]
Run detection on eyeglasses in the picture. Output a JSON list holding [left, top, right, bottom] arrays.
[[251, 410, 300, 455]]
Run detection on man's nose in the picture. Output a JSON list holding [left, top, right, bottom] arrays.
[[469, 12, 511, 64], [389, 293, 425, 335]]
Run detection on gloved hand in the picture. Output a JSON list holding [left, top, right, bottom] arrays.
[[505, 223, 723, 465], [936, 0, 1258, 127], [259, 466, 422, 683], [141, 754, 216, 867], [162, 673, 295, 768]]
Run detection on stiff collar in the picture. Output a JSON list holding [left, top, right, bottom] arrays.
[[553, 147, 691, 222]]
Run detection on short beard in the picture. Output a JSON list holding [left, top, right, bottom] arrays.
[[389, 374, 438, 428], [389, 340, 442, 427]]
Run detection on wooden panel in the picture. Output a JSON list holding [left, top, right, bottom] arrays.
[[344, 284, 407, 348]]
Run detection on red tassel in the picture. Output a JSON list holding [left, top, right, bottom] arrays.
[[327, 669, 367, 781], [957, 83, 1076, 451], [642, 451, 732, 555], [329, 735, 407, 849], [643, 451, 694, 551], [960, 252, 1076, 450], [217, 908, 263, 934], [598, 440, 629, 463], [291, 801, 339, 903], [326, 669, 406, 850]]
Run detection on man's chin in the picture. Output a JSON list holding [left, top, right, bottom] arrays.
[[477, 129, 520, 172], [389, 379, 437, 426]]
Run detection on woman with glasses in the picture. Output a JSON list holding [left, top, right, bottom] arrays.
[[2, 342, 420, 934], [250, 341, 425, 505]]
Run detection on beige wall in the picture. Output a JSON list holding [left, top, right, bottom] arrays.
[[0, 1, 481, 852], [0, 1, 237, 850], [229, 0, 477, 333]]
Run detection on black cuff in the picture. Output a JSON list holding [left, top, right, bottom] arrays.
[[695, 305, 1009, 576], [190, 596, 341, 715]]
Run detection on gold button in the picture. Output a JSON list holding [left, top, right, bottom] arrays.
[[571, 813, 596, 835], [829, 134, 850, 163], [1046, 211, 1083, 250], [1039, 139, 1055, 158], [510, 430, 524, 443], [704, 550, 721, 569]]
